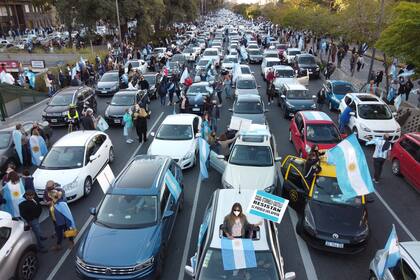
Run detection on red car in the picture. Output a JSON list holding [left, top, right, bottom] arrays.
[[289, 111, 343, 158], [390, 132, 420, 190]]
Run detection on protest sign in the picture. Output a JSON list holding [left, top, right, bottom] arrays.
[[247, 190, 289, 224]]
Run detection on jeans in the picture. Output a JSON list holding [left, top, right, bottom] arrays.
[[29, 219, 45, 249], [373, 158, 386, 181], [160, 95, 166, 106]]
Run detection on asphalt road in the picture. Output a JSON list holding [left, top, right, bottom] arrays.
[[17, 58, 419, 280]]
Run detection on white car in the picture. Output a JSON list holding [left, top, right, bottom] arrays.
[[221, 55, 238, 71], [232, 64, 253, 84], [338, 93, 401, 142], [202, 48, 221, 65], [148, 114, 202, 169], [235, 74, 260, 96], [209, 124, 281, 193], [273, 77, 300, 95], [263, 49, 279, 59], [261, 57, 281, 80], [33, 131, 114, 202], [285, 48, 301, 64], [124, 59, 148, 74], [369, 241, 420, 280]]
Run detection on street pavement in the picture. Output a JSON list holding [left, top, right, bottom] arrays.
[[6, 57, 419, 280]]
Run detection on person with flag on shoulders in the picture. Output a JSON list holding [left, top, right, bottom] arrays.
[[1, 171, 25, 217], [222, 203, 262, 239], [29, 128, 48, 166], [12, 123, 24, 166], [366, 134, 392, 184]]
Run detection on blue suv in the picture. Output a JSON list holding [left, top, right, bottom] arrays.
[[76, 155, 184, 279]]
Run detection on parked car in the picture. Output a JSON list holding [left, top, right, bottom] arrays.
[[148, 114, 201, 169], [76, 155, 184, 279], [293, 54, 320, 78], [221, 55, 238, 71], [278, 82, 316, 118], [318, 80, 356, 111], [247, 49, 263, 64], [289, 111, 343, 158], [0, 211, 39, 280], [124, 59, 148, 74], [96, 70, 120, 96], [235, 74, 259, 96], [390, 132, 420, 190], [184, 189, 296, 280], [33, 131, 114, 203], [42, 86, 96, 126], [104, 89, 142, 125], [338, 93, 401, 142], [280, 155, 369, 254], [186, 82, 213, 115], [230, 94, 267, 125]]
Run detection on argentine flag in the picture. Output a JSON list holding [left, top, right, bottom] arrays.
[[164, 170, 182, 202], [180, 67, 189, 84], [221, 238, 257, 270], [376, 225, 401, 278], [327, 134, 375, 200], [198, 137, 210, 180]]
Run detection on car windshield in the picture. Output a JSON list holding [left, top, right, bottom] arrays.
[[288, 50, 300, 55], [156, 124, 193, 140], [248, 50, 262, 55], [96, 194, 158, 229], [237, 79, 256, 89], [275, 69, 294, 78], [49, 94, 73, 106], [125, 61, 139, 68], [358, 104, 392, 120], [111, 94, 135, 106], [286, 90, 310, 99], [266, 61, 279, 67], [312, 176, 362, 205], [277, 44, 288, 49], [204, 50, 218, 56], [188, 85, 210, 94], [223, 57, 238, 63], [234, 101, 263, 114], [306, 124, 340, 144], [241, 67, 251, 74], [40, 146, 84, 169], [101, 73, 119, 82], [198, 249, 279, 280], [198, 60, 210, 66], [230, 145, 272, 167], [0, 132, 11, 149], [298, 57, 316, 64], [332, 84, 355, 95], [265, 53, 278, 58], [143, 75, 156, 85], [183, 48, 194, 53]]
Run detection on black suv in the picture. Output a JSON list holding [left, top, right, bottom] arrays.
[[293, 54, 320, 79]]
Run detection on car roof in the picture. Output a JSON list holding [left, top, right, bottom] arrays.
[[224, 55, 237, 59], [329, 80, 353, 85], [400, 241, 420, 269], [300, 111, 333, 123], [236, 94, 261, 102], [209, 189, 270, 251], [237, 74, 255, 80], [272, 65, 293, 70], [287, 48, 300, 51], [54, 130, 100, 147], [56, 86, 84, 95], [103, 70, 119, 75], [285, 83, 307, 90], [348, 93, 382, 103], [112, 155, 169, 195], [296, 53, 314, 58], [264, 57, 280, 62], [191, 81, 210, 86], [161, 113, 197, 125], [143, 72, 158, 77], [114, 90, 139, 95]]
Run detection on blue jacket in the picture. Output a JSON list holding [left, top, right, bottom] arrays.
[[340, 106, 352, 126]]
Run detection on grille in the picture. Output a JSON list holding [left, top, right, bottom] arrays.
[[77, 262, 152, 275]]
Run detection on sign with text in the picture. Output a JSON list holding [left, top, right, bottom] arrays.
[[229, 116, 252, 131], [96, 165, 115, 194], [30, 60, 45, 69], [247, 190, 289, 224]]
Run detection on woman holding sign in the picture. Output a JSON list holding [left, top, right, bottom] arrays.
[[222, 203, 262, 239]]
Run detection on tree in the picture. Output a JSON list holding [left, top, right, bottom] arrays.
[[376, 1, 420, 68]]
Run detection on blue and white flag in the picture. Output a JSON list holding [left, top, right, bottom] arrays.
[[301, 111, 332, 122], [327, 134, 375, 200], [12, 130, 23, 164], [221, 238, 257, 270], [232, 63, 241, 83], [197, 222, 208, 247], [377, 225, 401, 278], [180, 67, 189, 84], [198, 137, 210, 180], [164, 170, 182, 202], [54, 201, 76, 229], [240, 46, 248, 60]]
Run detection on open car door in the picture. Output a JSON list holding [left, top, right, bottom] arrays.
[[209, 150, 227, 174]]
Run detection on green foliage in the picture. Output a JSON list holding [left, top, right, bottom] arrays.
[[376, 1, 420, 67]]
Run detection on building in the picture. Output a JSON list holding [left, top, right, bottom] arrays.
[[0, 0, 54, 35]]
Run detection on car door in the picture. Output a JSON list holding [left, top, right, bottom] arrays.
[[281, 159, 309, 212], [209, 150, 227, 174], [160, 182, 173, 244], [84, 139, 99, 178], [399, 139, 420, 188]]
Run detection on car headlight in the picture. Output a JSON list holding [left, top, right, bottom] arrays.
[[222, 179, 234, 189], [285, 101, 294, 108], [360, 123, 371, 132], [62, 111, 69, 116], [183, 151, 194, 161], [134, 256, 154, 271], [111, 84, 118, 90], [311, 103, 317, 109], [63, 178, 78, 192], [264, 185, 276, 193], [303, 205, 316, 235]]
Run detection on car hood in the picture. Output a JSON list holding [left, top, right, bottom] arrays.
[[233, 113, 266, 125], [148, 139, 194, 159], [236, 89, 259, 95], [44, 105, 68, 114], [308, 200, 366, 236], [106, 105, 130, 117], [298, 63, 318, 69], [224, 164, 275, 190], [359, 118, 400, 131], [33, 167, 82, 190], [274, 78, 296, 88], [286, 98, 316, 107], [80, 222, 160, 266], [97, 81, 118, 89], [249, 54, 263, 58]]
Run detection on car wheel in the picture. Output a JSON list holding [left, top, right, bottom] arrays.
[[392, 159, 401, 176], [16, 250, 38, 280], [83, 177, 92, 197], [288, 130, 292, 142], [328, 101, 333, 111], [108, 147, 115, 163]]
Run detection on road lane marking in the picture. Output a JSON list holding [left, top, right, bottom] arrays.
[[374, 191, 417, 241], [177, 175, 202, 280], [46, 111, 165, 280], [288, 210, 319, 280]]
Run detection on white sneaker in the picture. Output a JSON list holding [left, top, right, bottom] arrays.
[[126, 139, 131, 143]]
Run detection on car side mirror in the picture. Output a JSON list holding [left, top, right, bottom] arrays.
[[340, 133, 347, 139], [106, 101, 110, 105], [280, 95, 286, 99], [285, 272, 296, 280], [89, 207, 97, 216], [185, 265, 194, 277], [39, 156, 44, 162], [150, 132, 155, 137], [312, 95, 316, 99], [258, 85, 261, 88], [228, 108, 233, 112], [89, 154, 98, 162], [163, 209, 174, 219], [274, 156, 282, 162], [349, 112, 355, 116], [216, 154, 225, 160], [195, 132, 201, 138], [392, 112, 397, 116]]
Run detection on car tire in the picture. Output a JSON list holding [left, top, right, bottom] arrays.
[[108, 147, 115, 163], [288, 130, 292, 142], [16, 250, 38, 280], [391, 159, 401, 176], [83, 177, 92, 197]]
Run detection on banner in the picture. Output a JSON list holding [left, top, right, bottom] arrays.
[[247, 190, 289, 224], [221, 238, 257, 271], [96, 165, 115, 194]]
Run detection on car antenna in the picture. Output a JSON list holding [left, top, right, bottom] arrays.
[[238, 184, 241, 194]]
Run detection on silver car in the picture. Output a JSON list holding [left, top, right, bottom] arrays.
[[230, 94, 267, 125], [0, 211, 39, 280], [234, 74, 260, 96]]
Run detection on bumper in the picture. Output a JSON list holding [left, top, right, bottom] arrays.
[[300, 227, 368, 254], [299, 69, 320, 77], [187, 105, 204, 115], [35, 186, 83, 203], [105, 116, 123, 126], [174, 155, 195, 170], [95, 89, 118, 96], [357, 129, 400, 143], [43, 115, 67, 126]]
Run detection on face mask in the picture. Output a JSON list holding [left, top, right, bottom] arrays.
[[233, 210, 240, 216]]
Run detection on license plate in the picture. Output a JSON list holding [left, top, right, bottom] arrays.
[[325, 241, 344, 248], [50, 119, 57, 123], [192, 108, 200, 112], [308, 71, 313, 74], [101, 90, 107, 94], [114, 119, 121, 124]]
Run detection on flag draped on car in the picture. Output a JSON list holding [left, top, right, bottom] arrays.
[[164, 170, 182, 202], [198, 137, 210, 180], [327, 134, 375, 200], [376, 225, 401, 278], [221, 237, 257, 270]]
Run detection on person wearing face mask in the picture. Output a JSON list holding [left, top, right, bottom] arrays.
[[222, 203, 262, 239]]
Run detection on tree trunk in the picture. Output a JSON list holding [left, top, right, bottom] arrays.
[[68, 26, 73, 48], [383, 52, 389, 99]]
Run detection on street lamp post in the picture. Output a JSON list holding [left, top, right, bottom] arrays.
[[115, 0, 123, 45]]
